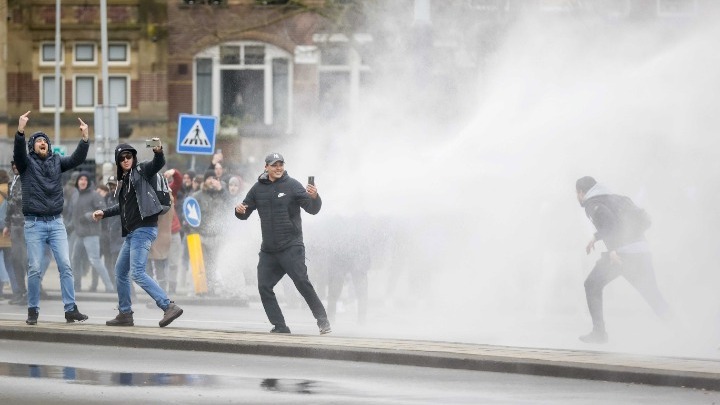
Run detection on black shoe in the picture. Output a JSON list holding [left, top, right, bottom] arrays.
[[106, 311, 134, 326], [64, 304, 89, 323], [579, 330, 608, 344], [270, 325, 291, 333], [159, 302, 183, 327], [318, 319, 332, 335], [26, 308, 39, 325]]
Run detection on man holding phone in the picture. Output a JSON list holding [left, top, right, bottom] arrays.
[[234, 152, 330, 334]]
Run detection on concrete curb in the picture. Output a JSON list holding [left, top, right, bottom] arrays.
[[1, 320, 719, 391]]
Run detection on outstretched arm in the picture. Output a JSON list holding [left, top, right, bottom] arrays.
[[13, 111, 31, 174], [60, 118, 90, 172], [296, 181, 321, 215]]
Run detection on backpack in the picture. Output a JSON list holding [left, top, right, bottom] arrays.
[[152, 173, 172, 215], [606, 194, 652, 236]]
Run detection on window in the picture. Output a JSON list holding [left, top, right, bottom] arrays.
[[196, 42, 292, 135], [40, 42, 64, 66], [196, 59, 212, 116], [73, 75, 96, 111], [108, 75, 130, 112], [317, 40, 371, 122], [40, 75, 65, 112], [108, 43, 130, 65], [74, 43, 96, 65]]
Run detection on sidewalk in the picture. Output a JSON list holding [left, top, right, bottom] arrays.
[[1, 318, 719, 391]]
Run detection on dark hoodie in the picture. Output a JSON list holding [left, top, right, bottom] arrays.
[[236, 171, 322, 253], [102, 143, 165, 236], [13, 130, 89, 217], [581, 183, 646, 251], [71, 172, 106, 237]]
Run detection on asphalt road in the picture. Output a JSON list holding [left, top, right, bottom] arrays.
[[1, 340, 718, 405]]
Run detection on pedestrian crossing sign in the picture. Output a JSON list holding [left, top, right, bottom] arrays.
[[176, 114, 218, 155]]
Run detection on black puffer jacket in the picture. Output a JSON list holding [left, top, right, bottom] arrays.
[[13, 131, 89, 217], [236, 171, 321, 253]]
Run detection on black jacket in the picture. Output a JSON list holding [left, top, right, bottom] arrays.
[[13, 131, 89, 217], [236, 171, 321, 253], [583, 192, 645, 251], [103, 145, 165, 236]]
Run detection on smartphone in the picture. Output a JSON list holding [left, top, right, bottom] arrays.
[[145, 138, 161, 148], [308, 176, 315, 186]]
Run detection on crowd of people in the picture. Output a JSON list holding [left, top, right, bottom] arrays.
[[1, 110, 670, 342], [0, 155, 256, 304]]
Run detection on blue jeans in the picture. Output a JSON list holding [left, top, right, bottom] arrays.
[[74, 235, 114, 292], [24, 216, 76, 311], [115, 226, 170, 313]]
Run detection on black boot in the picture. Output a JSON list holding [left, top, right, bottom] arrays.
[[159, 302, 183, 327], [64, 304, 89, 323], [106, 311, 134, 326], [26, 307, 39, 325]]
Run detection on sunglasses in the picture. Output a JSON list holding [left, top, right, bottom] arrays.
[[119, 154, 133, 162]]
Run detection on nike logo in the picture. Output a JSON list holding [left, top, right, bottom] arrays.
[[278, 193, 286, 198]]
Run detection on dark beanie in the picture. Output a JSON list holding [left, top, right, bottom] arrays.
[[575, 176, 597, 193]]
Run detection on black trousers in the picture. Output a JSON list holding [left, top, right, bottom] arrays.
[[584, 252, 670, 332], [258, 245, 328, 328], [327, 258, 368, 324]]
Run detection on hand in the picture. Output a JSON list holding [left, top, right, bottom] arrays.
[[609, 250, 623, 266], [78, 118, 89, 141], [306, 184, 318, 199], [212, 152, 223, 165], [235, 203, 247, 215], [152, 138, 162, 154], [92, 210, 104, 221], [18, 111, 31, 133], [164, 169, 175, 179], [2, 227, 8, 237], [585, 237, 596, 255]]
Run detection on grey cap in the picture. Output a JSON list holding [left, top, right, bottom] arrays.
[[107, 175, 118, 185], [265, 152, 284, 165]]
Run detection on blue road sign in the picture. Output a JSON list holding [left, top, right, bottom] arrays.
[[176, 114, 217, 155], [183, 196, 201, 228]]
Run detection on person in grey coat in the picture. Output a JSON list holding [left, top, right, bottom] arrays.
[[70, 172, 113, 292]]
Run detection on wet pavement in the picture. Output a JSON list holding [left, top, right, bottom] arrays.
[[2, 340, 720, 405], [0, 318, 720, 391]]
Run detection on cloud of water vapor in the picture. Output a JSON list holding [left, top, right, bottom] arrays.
[[222, 5, 720, 357]]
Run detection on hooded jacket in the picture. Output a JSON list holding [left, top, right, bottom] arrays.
[[102, 143, 165, 236], [13, 131, 89, 217], [236, 171, 321, 253], [71, 172, 106, 237], [581, 183, 646, 251]]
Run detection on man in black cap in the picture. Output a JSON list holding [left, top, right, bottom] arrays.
[[235, 152, 330, 334], [12, 111, 90, 325]]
